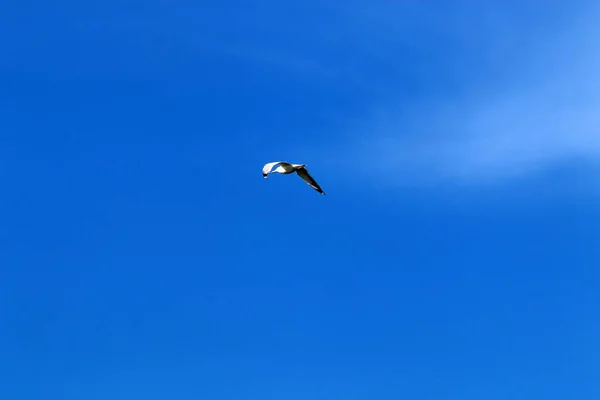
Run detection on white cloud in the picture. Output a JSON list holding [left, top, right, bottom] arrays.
[[331, 2, 600, 187]]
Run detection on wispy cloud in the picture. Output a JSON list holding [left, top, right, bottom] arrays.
[[324, 2, 600, 186], [106, 0, 600, 189]]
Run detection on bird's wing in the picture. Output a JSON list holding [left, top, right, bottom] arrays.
[[262, 161, 281, 177], [262, 161, 291, 177], [296, 167, 326, 195]]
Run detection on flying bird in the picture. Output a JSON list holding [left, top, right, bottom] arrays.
[[262, 161, 326, 195]]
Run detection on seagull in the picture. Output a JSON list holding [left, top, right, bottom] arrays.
[[262, 161, 326, 195]]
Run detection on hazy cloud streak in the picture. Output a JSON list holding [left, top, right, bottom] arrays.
[[332, 2, 600, 186]]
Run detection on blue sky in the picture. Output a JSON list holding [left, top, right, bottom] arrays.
[[1, 1, 599, 399]]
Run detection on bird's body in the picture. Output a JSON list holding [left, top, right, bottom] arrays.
[[262, 161, 326, 195], [263, 161, 297, 175]]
